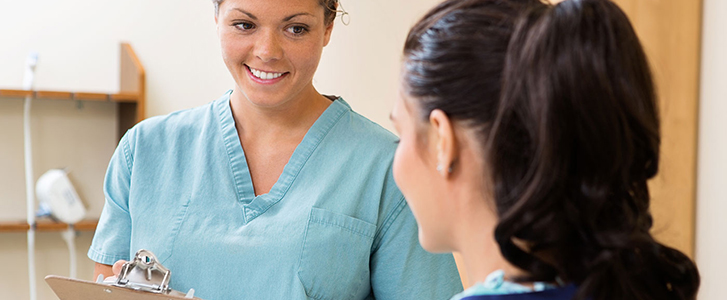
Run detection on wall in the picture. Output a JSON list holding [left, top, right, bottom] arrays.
[[696, 0, 727, 299], [0, 0, 441, 299]]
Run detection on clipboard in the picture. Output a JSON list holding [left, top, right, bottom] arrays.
[[46, 249, 202, 300], [45, 275, 199, 300]]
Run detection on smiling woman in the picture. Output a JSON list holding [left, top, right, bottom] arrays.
[[216, 0, 333, 112], [86, 0, 463, 299]]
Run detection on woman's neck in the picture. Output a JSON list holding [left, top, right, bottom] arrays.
[[449, 130, 533, 288], [454, 196, 529, 287], [230, 85, 332, 142]]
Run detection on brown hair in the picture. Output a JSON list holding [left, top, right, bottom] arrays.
[[211, 0, 339, 25], [403, 0, 700, 299]]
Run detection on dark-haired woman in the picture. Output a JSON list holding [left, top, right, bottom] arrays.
[[390, 0, 700, 299]]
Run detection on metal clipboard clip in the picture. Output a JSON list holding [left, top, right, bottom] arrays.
[[98, 249, 197, 298]]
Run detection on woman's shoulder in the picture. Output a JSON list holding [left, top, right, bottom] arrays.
[[454, 286, 578, 300], [329, 98, 399, 148], [131, 92, 229, 135], [136, 103, 215, 133], [122, 92, 229, 147], [451, 271, 576, 300]]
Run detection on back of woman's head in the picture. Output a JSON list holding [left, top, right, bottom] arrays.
[[403, 0, 699, 299], [404, 0, 542, 124], [495, 0, 700, 299]]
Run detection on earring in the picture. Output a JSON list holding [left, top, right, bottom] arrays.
[[437, 164, 453, 174]]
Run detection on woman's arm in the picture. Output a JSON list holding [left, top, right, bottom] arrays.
[[93, 263, 114, 279], [88, 130, 135, 276]]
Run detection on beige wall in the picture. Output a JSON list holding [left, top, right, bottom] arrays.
[[0, 0, 441, 299], [696, 0, 727, 299]]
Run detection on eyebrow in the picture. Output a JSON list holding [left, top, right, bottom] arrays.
[[232, 8, 257, 20], [231, 8, 314, 22], [283, 13, 314, 22]]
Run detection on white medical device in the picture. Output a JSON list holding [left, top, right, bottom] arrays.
[[36, 169, 87, 224], [34, 168, 86, 281]]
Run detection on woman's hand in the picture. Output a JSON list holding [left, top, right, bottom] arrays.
[[112, 260, 127, 277], [93, 260, 127, 281]]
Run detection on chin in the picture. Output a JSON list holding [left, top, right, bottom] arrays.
[[247, 97, 287, 107], [418, 227, 453, 254], [239, 90, 291, 108]]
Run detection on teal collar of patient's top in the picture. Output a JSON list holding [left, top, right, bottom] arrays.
[[450, 270, 562, 300]]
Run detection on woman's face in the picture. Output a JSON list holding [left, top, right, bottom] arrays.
[[390, 91, 456, 253], [216, 0, 332, 108]]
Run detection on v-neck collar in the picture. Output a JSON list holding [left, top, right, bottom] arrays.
[[215, 90, 349, 224]]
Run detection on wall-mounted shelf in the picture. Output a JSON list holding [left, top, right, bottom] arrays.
[[0, 43, 145, 231], [0, 220, 98, 233], [0, 89, 139, 102], [0, 42, 145, 141]]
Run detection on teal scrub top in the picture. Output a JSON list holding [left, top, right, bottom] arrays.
[[88, 91, 463, 300]]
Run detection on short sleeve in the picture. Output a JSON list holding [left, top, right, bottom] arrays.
[[370, 197, 464, 299], [87, 130, 134, 265]]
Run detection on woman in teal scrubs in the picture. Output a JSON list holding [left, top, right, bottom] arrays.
[[88, 0, 463, 299], [391, 0, 699, 300]]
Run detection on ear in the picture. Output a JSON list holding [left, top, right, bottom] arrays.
[[214, 7, 220, 25], [429, 109, 457, 177], [214, 14, 220, 34], [323, 21, 334, 47]]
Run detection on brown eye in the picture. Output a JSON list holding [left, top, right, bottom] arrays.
[[235, 22, 255, 30], [287, 25, 308, 35]]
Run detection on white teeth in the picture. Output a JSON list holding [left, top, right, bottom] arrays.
[[248, 66, 284, 80]]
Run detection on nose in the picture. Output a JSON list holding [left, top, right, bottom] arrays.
[[254, 29, 283, 63]]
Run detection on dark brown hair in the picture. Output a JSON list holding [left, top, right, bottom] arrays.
[[211, 0, 339, 25], [403, 0, 700, 299]]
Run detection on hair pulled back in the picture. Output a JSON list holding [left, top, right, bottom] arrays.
[[211, 0, 339, 25], [403, 0, 700, 299]]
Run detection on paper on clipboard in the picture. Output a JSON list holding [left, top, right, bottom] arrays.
[[45, 275, 203, 300]]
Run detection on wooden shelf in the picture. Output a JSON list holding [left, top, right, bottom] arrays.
[[0, 89, 32, 98], [0, 220, 98, 233], [0, 89, 140, 103], [0, 43, 144, 236], [0, 43, 146, 142]]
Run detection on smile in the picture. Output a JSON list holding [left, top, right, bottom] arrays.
[[246, 65, 288, 81]]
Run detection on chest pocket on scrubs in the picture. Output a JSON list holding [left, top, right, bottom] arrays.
[[130, 195, 192, 264], [297, 207, 376, 300]]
